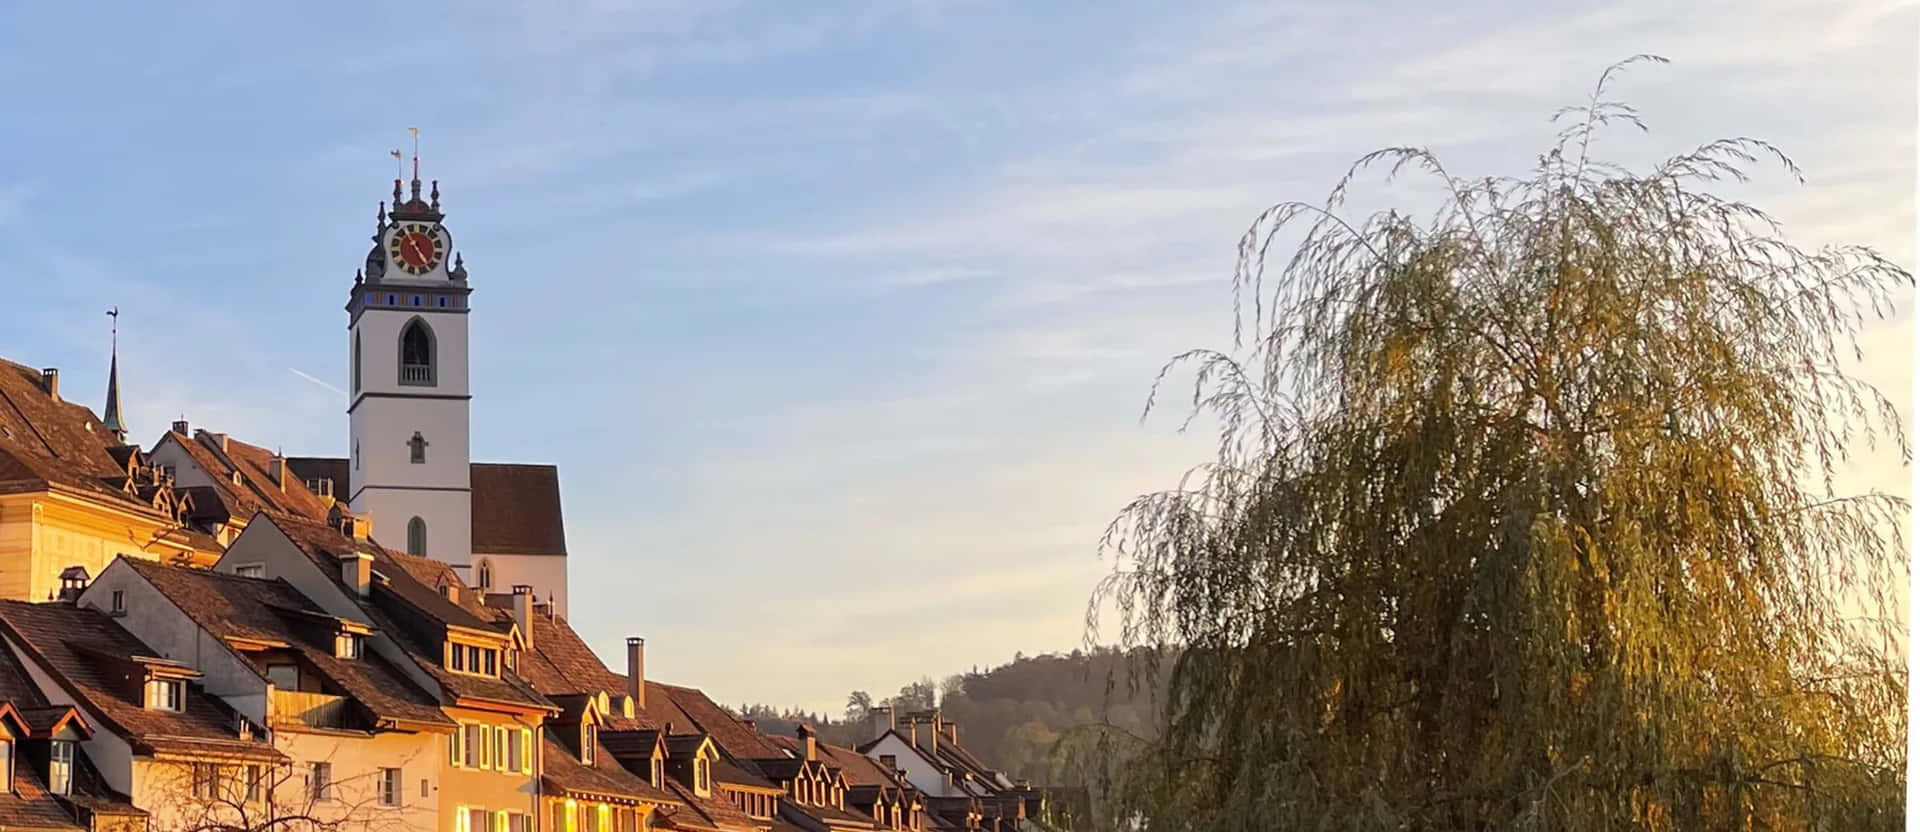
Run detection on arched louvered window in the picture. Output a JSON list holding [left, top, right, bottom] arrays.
[[399, 319, 435, 386], [407, 516, 427, 555]]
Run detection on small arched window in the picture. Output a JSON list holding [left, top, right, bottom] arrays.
[[399, 319, 435, 386], [352, 331, 362, 393], [406, 517, 426, 556], [477, 559, 493, 591]]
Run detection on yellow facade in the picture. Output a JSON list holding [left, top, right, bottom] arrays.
[[440, 706, 543, 832], [0, 491, 216, 602]]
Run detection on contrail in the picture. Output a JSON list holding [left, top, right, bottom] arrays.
[[290, 368, 346, 396]]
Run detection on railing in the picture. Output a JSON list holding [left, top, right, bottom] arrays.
[[272, 690, 350, 729], [399, 364, 435, 385]]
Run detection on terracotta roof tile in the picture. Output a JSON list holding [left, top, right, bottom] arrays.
[[0, 600, 281, 761], [0, 359, 166, 517], [539, 732, 682, 806], [282, 459, 566, 556], [116, 559, 450, 728]]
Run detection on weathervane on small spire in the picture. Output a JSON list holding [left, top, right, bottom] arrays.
[[102, 306, 127, 442]]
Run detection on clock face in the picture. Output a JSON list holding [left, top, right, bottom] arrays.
[[388, 223, 448, 275]]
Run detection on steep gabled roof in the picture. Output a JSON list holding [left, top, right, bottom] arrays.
[[0, 359, 168, 517], [249, 514, 549, 712], [155, 429, 333, 527], [540, 732, 682, 807], [115, 558, 449, 728], [0, 600, 281, 761]]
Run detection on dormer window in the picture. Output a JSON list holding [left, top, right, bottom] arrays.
[[581, 724, 596, 765], [650, 756, 663, 788], [693, 757, 710, 797], [447, 642, 501, 677], [146, 678, 184, 712], [335, 633, 363, 659], [48, 741, 72, 795]]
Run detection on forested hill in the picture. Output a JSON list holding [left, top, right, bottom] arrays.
[[730, 647, 1164, 784]]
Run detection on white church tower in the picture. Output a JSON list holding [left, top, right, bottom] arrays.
[[346, 165, 476, 579]]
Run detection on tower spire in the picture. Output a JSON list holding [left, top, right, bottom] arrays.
[[102, 307, 126, 443]]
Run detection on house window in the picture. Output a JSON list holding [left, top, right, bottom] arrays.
[[694, 757, 710, 796], [308, 762, 332, 802], [379, 767, 402, 807], [449, 725, 464, 767], [336, 633, 363, 659], [266, 664, 298, 690], [111, 590, 125, 614], [463, 724, 484, 768], [48, 741, 71, 795], [146, 678, 184, 712], [246, 765, 262, 803], [235, 563, 265, 579], [0, 739, 11, 787], [407, 516, 427, 555], [466, 808, 488, 832], [192, 763, 217, 798], [505, 727, 526, 773], [553, 803, 573, 832], [483, 649, 497, 676], [399, 319, 436, 386], [617, 808, 637, 832], [581, 724, 596, 765], [650, 757, 662, 788], [408, 431, 429, 464]]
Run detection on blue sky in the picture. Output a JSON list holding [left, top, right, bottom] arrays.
[[0, 0, 1910, 714]]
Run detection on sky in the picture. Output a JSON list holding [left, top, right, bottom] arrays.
[[0, 0, 1910, 715]]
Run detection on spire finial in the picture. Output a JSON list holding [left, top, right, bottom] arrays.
[[393, 178, 403, 203], [377, 200, 387, 225], [430, 180, 440, 210], [101, 307, 126, 442], [408, 127, 422, 199]]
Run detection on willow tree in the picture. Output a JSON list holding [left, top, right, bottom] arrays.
[[1085, 57, 1909, 830]]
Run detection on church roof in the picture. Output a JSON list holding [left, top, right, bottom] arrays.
[[284, 458, 568, 556]]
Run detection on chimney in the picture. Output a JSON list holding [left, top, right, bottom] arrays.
[[207, 432, 229, 453], [626, 637, 645, 710], [866, 705, 895, 742], [56, 566, 88, 604], [39, 368, 58, 401], [926, 714, 937, 755], [945, 722, 958, 745], [268, 452, 286, 491], [907, 721, 919, 750], [337, 551, 372, 598], [511, 585, 534, 648], [796, 723, 816, 761], [171, 418, 189, 436]]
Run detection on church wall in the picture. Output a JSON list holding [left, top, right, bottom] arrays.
[[351, 306, 471, 397], [471, 552, 569, 618]]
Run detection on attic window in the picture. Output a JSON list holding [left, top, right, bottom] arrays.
[[146, 678, 184, 712], [694, 757, 711, 797], [447, 643, 500, 678], [235, 564, 265, 579], [581, 724, 596, 765], [336, 633, 364, 659]]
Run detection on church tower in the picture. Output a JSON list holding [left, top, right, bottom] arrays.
[[346, 165, 475, 577]]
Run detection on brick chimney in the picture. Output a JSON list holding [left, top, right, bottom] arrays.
[[336, 551, 371, 598], [39, 368, 57, 401], [796, 723, 816, 761], [207, 432, 229, 453], [511, 585, 535, 648], [945, 722, 959, 745], [268, 452, 286, 491], [866, 705, 895, 742], [626, 637, 645, 710]]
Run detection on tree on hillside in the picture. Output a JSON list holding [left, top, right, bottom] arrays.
[[1083, 57, 1910, 830], [845, 690, 875, 725]]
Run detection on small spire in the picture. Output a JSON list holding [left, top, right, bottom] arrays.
[[449, 252, 467, 281], [393, 179, 403, 204], [430, 180, 440, 211], [354, 268, 364, 286], [377, 200, 387, 225], [101, 307, 126, 442]]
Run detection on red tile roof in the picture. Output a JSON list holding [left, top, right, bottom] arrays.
[[115, 558, 450, 729], [540, 732, 683, 807], [0, 600, 281, 761], [282, 458, 567, 555], [0, 359, 169, 517]]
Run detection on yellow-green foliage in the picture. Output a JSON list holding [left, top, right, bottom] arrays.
[[1080, 57, 1909, 831]]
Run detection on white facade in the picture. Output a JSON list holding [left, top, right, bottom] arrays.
[[348, 193, 475, 579], [473, 552, 570, 616]]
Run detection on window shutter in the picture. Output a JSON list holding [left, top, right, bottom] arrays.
[[521, 728, 534, 774]]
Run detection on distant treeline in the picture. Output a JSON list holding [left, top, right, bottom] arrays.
[[730, 646, 1168, 784]]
